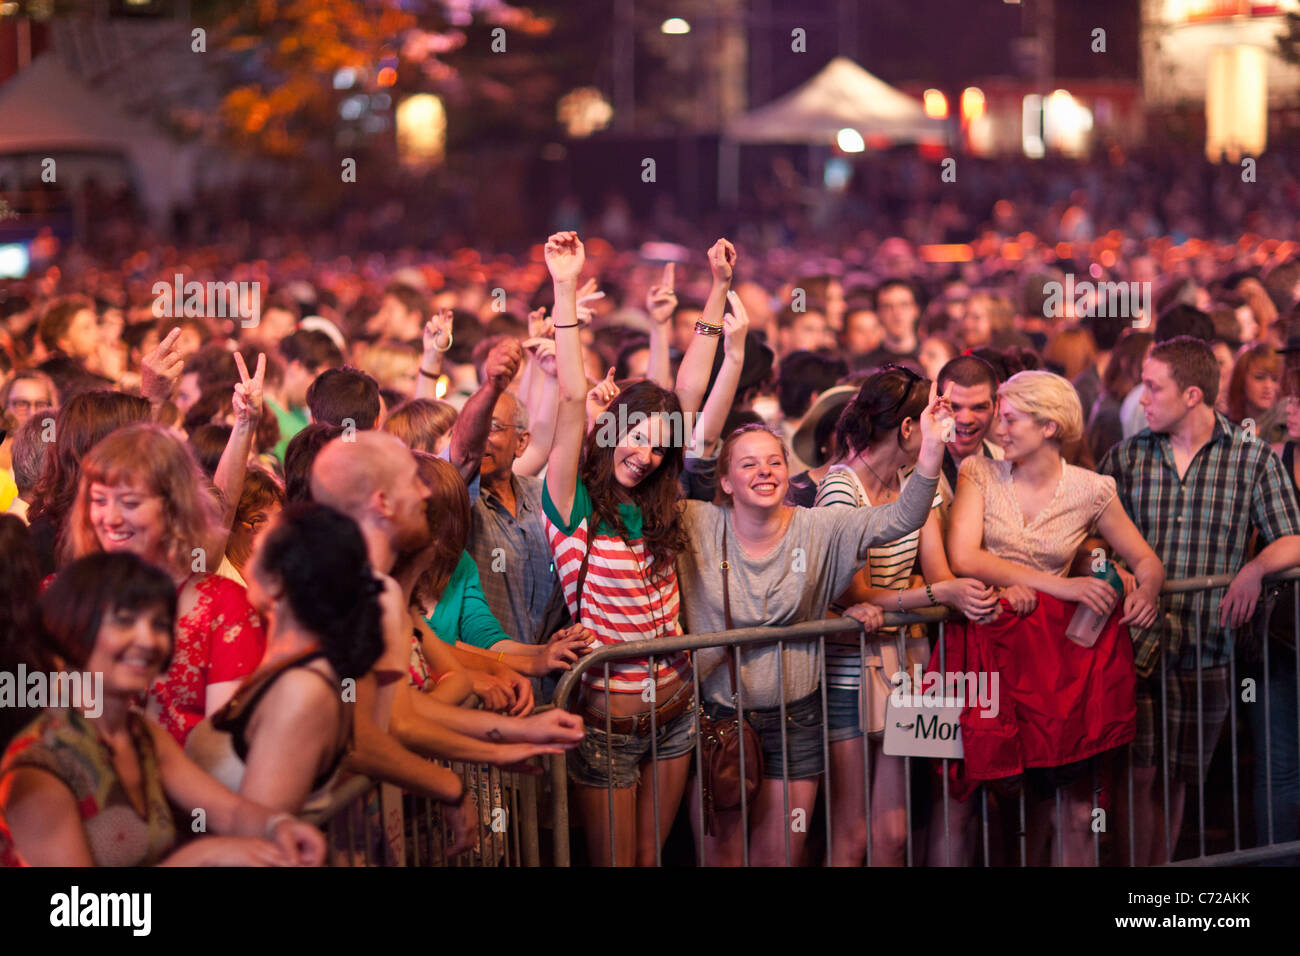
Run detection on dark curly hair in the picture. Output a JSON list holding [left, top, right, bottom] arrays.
[[835, 367, 930, 457], [253, 503, 384, 681], [580, 379, 688, 583]]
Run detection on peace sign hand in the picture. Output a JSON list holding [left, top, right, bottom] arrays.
[[918, 379, 955, 476], [232, 351, 266, 428]]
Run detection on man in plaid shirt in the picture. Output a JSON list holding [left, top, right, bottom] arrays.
[[1099, 336, 1300, 864]]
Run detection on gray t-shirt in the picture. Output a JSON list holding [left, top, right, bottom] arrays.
[[678, 471, 939, 709]]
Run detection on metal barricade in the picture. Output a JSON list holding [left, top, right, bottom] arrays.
[[545, 568, 1300, 867], [303, 760, 543, 866]]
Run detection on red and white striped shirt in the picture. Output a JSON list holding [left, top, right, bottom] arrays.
[[543, 477, 689, 693]]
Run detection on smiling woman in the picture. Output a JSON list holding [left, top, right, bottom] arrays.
[[63, 424, 266, 745], [0, 552, 326, 868]]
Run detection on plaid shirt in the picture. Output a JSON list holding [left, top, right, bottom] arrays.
[[466, 473, 556, 644], [1098, 413, 1300, 676]]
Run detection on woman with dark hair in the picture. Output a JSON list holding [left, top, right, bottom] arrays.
[[186, 504, 384, 813], [814, 367, 997, 866], [542, 232, 741, 866], [0, 516, 50, 750], [64, 424, 265, 745], [25, 390, 151, 575], [0, 552, 324, 867]]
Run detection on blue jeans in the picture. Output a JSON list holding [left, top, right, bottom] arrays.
[[1246, 648, 1300, 847]]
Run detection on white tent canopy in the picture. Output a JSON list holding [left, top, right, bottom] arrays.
[[726, 56, 947, 145], [0, 53, 193, 224]]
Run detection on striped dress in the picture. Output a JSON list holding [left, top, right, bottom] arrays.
[[542, 476, 688, 694]]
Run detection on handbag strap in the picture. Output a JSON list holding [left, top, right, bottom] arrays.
[[574, 530, 594, 623], [719, 527, 741, 701]]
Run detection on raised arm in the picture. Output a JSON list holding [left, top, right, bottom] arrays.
[[446, 338, 522, 485], [690, 290, 749, 457], [645, 262, 677, 390], [675, 239, 735, 415], [543, 231, 589, 525], [515, 320, 559, 475], [414, 309, 453, 400], [211, 351, 265, 550]]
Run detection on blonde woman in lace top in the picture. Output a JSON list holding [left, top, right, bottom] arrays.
[[947, 371, 1163, 865]]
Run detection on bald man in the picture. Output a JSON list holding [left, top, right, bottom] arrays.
[[309, 432, 583, 819], [311, 431, 432, 574]]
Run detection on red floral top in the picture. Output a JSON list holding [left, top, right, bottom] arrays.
[[149, 574, 266, 746]]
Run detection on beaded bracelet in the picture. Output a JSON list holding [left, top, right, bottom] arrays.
[[926, 582, 937, 606]]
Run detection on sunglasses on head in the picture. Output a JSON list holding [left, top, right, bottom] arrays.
[[880, 364, 925, 419]]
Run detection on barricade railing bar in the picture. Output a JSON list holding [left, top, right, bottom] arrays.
[[304, 567, 1300, 866], [545, 567, 1300, 867]]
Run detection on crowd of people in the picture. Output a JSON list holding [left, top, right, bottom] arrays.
[[1, 199, 1299, 866]]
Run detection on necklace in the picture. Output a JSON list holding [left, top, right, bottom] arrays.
[[858, 454, 898, 496]]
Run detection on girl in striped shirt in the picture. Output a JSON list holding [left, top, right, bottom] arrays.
[[542, 231, 739, 866], [814, 367, 997, 867]]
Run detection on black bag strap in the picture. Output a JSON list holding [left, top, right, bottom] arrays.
[[720, 528, 741, 701]]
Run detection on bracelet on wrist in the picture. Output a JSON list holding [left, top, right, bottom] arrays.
[[553, 321, 579, 329], [419, 366, 440, 380], [925, 583, 937, 606], [694, 321, 724, 336], [264, 812, 294, 839]]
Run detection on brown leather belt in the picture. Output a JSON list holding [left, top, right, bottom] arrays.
[[579, 681, 693, 736]]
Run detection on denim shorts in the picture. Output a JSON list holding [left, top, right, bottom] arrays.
[[568, 685, 697, 790], [701, 689, 825, 780], [825, 686, 864, 743]]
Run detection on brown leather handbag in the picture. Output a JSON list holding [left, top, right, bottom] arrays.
[[696, 528, 763, 836]]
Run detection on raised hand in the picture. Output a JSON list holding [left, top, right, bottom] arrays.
[[576, 277, 605, 325], [586, 367, 620, 421], [723, 290, 750, 359], [232, 351, 266, 428], [917, 379, 955, 474], [527, 305, 553, 341], [423, 309, 453, 355], [523, 336, 557, 377], [544, 231, 585, 284], [708, 238, 737, 282], [484, 338, 524, 391], [645, 263, 678, 325], [141, 327, 184, 406]]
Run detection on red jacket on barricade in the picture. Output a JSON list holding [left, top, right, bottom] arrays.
[[928, 591, 1136, 800]]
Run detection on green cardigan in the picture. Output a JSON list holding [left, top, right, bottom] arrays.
[[423, 551, 510, 649]]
